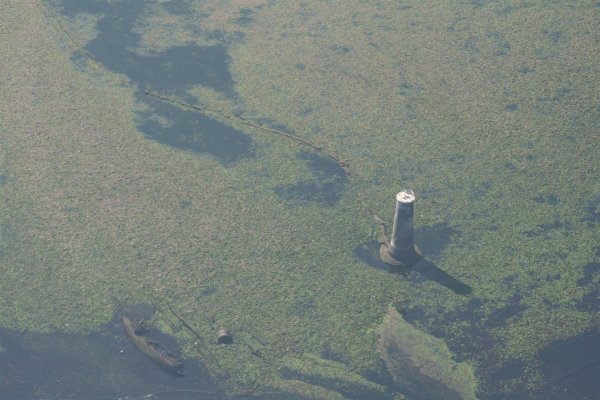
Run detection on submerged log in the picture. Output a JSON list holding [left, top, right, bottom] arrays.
[[377, 306, 478, 400]]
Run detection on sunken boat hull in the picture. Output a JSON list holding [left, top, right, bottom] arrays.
[[122, 316, 184, 376]]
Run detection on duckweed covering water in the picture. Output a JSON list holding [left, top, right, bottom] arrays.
[[1, 1, 598, 398]]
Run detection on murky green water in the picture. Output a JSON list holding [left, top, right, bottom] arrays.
[[1, 0, 598, 399]]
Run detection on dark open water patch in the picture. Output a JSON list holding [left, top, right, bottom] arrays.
[[0, 303, 342, 400], [522, 216, 571, 238], [533, 194, 560, 205], [275, 151, 347, 207], [575, 254, 600, 312], [575, 289, 600, 312], [583, 191, 600, 226], [161, 0, 192, 16], [0, 322, 226, 400], [416, 296, 599, 400], [486, 30, 511, 56], [53, 0, 255, 164], [0, 321, 330, 400], [484, 294, 526, 328], [414, 222, 459, 260], [577, 261, 600, 287], [236, 8, 255, 26], [532, 330, 600, 400], [138, 95, 255, 164], [58, 0, 234, 97]]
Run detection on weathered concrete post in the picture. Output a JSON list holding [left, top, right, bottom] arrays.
[[380, 190, 421, 266]]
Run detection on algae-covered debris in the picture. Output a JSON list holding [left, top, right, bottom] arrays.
[[378, 306, 479, 400]]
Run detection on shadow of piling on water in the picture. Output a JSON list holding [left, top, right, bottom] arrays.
[[355, 240, 472, 296]]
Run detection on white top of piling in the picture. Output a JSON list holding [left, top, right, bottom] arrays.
[[396, 190, 415, 203]]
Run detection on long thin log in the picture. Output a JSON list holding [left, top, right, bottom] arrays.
[[166, 304, 203, 340]]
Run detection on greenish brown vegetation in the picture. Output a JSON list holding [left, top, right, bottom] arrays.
[[1, 1, 598, 398], [378, 306, 478, 400]]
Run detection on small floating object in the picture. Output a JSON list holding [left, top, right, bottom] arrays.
[[216, 328, 233, 345]]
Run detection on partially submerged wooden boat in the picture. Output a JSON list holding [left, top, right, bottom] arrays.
[[122, 316, 184, 376]]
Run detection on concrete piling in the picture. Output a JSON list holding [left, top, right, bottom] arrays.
[[380, 190, 421, 266], [216, 328, 233, 345]]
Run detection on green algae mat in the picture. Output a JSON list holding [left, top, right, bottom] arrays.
[[1, 1, 599, 399]]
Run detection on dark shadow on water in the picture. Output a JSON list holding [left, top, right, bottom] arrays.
[[355, 239, 472, 296], [53, 0, 255, 164], [354, 240, 411, 275], [355, 221, 472, 295], [412, 258, 473, 296]]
